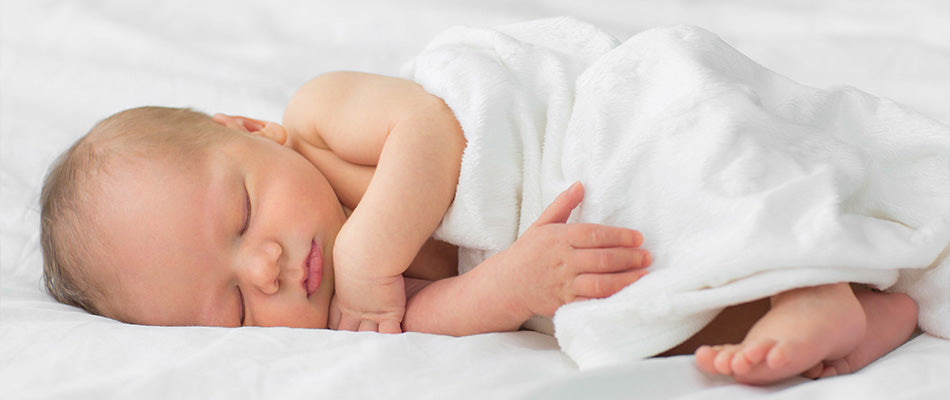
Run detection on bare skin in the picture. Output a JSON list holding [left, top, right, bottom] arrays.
[[671, 283, 917, 385]]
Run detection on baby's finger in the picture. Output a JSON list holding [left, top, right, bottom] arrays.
[[379, 320, 402, 334], [337, 315, 361, 331], [532, 182, 585, 227], [568, 224, 643, 248], [328, 298, 343, 330], [357, 320, 379, 332], [572, 248, 651, 273], [572, 270, 648, 299]]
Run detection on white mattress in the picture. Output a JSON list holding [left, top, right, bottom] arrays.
[[2, 1, 949, 399]]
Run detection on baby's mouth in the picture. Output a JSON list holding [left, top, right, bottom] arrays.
[[303, 240, 323, 297]]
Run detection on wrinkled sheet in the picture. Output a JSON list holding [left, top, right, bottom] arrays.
[[3, 1, 950, 399]]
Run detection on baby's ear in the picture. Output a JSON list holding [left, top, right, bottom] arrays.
[[213, 114, 287, 145], [212, 114, 265, 132], [256, 121, 288, 145]]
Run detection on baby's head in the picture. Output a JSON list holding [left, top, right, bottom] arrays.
[[41, 106, 343, 327], [41, 107, 223, 316]]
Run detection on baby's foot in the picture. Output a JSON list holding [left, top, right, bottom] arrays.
[[801, 290, 917, 379], [695, 283, 866, 385]]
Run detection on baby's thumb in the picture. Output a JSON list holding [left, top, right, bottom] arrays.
[[532, 182, 584, 226], [328, 296, 342, 330]]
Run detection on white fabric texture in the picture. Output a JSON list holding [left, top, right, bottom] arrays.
[[4, 1, 950, 399], [404, 18, 950, 368]]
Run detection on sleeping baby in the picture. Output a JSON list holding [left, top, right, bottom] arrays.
[[40, 19, 949, 386]]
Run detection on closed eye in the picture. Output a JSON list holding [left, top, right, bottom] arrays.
[[237, 286, 246, 326], [240, 180, 251, 235]]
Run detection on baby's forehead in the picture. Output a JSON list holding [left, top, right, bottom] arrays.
[[107, 135, 221, 176], [94, 122, 249, 209], [87, 153, 212, 236], [88, 155, 227, 324]]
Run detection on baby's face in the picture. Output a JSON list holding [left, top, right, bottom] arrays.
[[92, 122, 345, 328]]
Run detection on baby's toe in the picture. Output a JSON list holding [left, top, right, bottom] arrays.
[[713, 345, 738, 374], [803, 362, 825, 379], [765, 342, 791, 369], [694, 346, 719, 375], [742, 339, 775, 365], [818, 358, 852, 378], [731, 351, 753, 375]]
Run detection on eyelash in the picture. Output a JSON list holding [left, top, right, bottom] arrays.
[[240, 182, 251, 235], [237, 286, 246, 326], [238, 181, 250, 325]]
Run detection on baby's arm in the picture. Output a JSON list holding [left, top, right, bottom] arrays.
[[283, 72, 466, 333], [402, 183, 651, 335]]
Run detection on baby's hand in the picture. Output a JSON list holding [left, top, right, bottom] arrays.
[[329, 263, 406, 334], [500, 182, 650, 317]]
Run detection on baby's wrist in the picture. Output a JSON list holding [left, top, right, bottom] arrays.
[[477, 252, 534, 322], [334, 223, 411, 278]]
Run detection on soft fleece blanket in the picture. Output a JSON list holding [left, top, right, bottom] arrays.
[[402, 18, 950, 369]]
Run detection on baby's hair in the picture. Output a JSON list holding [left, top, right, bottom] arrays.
[[40, 106, 230, 316]]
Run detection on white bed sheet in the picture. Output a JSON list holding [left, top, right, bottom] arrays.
[[2, 1, 949, 399]]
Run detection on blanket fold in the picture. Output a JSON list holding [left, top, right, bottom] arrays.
[[402, 17, 950, 368]]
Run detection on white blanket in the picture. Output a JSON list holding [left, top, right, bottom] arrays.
[[403, 18, 950, 368]]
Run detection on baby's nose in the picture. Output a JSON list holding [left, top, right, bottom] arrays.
[[243, 240, 282, 295]]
